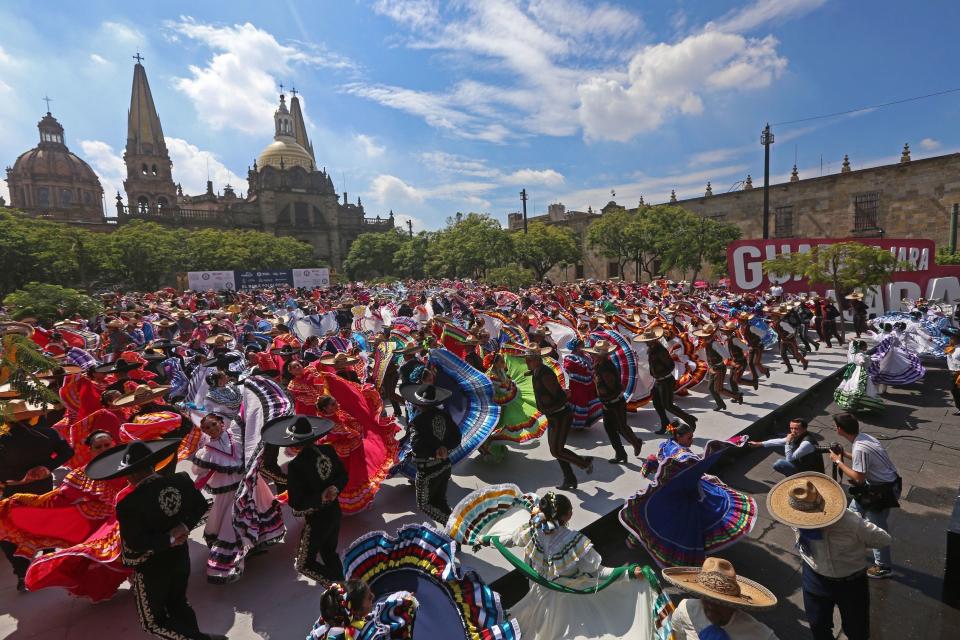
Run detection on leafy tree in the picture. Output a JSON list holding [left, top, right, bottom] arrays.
[[393, 233, 430, 279], [3, 282, 102, 324], [587, 208, 637, 279], [0, 333, 61, 418], [97, 220, 185, 289], [763, 242, 911, 337], [485, 264, 536, 288], [343, 230, 407, 280], [512, 222, 581, 281], [425, 213, 511, 279], [659, 209, 741, 286]]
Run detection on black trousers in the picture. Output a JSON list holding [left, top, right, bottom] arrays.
[[802, 564, 869, 640], [1, 477, 53, 581], [296, 507, 344, 583], [651, 376, 697, 427], [952, 384, 960, 411], [545, 407, 587, 483], [853, 313, 868, 337], [822, 320, 842, 347], [601, 398, 641, 457], [132, 550, 208, 640], [415, 459, 453, 523]]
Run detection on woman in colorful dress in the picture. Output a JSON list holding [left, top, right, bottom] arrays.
[[834, 340, 884, 413], [869, 323, 925, 392], [447, 487, 672, 640], [316, 378, 400, 514], [287, 360, 324, 415], [193, 412, 285, 583], [562, 338, 602, 429], [618, 422, 757, 568], [480, 348, 548, 460], [306, 580, 418, 640]]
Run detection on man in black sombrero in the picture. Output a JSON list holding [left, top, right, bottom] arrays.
[[584, 340, 643, 464], [261, 414, 345, 584], [93, 358, 143, 393], [401, 383, 462, 522], [86, 439, 224, 640]]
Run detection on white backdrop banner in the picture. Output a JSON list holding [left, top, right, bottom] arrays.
[[187, 271, 236, 291], [292, 268, 330, 288]]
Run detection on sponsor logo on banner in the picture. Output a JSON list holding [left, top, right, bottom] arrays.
[[726, 237, 960, 312], [186, 271, 235, 291], [292, 268, 330, 288]]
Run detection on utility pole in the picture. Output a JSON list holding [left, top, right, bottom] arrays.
[[406, 219, 413, 238], [761, 123, 775, 239], [520, 189, 528, 233]]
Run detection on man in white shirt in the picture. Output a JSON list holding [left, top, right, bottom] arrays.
[[830, 412, 900, 578], [748, 418, 825, 476], [662, 557, 779, 640], [767, 472, 891, 640]]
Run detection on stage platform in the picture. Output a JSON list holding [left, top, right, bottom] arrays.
[[1, 348, 848, 640]]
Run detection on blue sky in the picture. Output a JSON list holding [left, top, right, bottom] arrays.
[[2, 0, 958, 230]]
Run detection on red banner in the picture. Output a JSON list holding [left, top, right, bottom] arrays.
[[726, 237, 960, 310]]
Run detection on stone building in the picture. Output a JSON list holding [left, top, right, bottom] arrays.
[[4, 110, 107, 226], [115, 61, 393, 268], [509, 146, 960, 281]]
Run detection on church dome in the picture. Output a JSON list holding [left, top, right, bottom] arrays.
[[11, 114, 101, 185], [257, 138, 314, 171]]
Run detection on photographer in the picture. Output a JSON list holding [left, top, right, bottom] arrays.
[[748, 418, 824, 476], [829, 412, 900, 579]]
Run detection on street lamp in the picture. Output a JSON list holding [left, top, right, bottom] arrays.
[[761, 123, 775, 239]]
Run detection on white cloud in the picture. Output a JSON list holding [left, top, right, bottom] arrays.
[[89, 53, 109, 65], [167, 17, 355, 134], [80, 139, 127, 200], [707, 0, 827, 34], [392, 212, 429, 232], [577, 32, 787, 142], [102, 21, 145, 45], [920, 137, 941, 151], [0, 179, 10, 206], [165, 137, 245, 195], [354, 133, 385, 158], [418, 151, 499, 178], [527, 0, 643, 43], [367, 173, 498, 211], [370, 174, 425, 204], [501, 168, 565, 186], [371, 0, 439, 29]]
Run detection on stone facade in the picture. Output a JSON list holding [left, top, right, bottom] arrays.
[[509, 149, 960, 282]]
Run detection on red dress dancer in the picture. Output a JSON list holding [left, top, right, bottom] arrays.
[[315, 374, 401, 514]]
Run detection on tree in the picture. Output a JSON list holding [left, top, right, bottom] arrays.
[[0, 333, 61, 419], [425, 213, 511, 279], [343, 230, 407, 280], [763, 242, 911, 337], [3, 283, 102, 324], [659, 209, 741, 287], [485, 264, 536, 288], [512, 222, 581, 281], [393, 233, 430, 279], [587, 208, 636, 279], [97, 220, 185, 289]]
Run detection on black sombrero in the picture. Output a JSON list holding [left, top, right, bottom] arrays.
[[93, 359, 142, 375], [401, 383, 452, 406], [261, 414, 334, 447], [148, 339, 182, 350], [85, 438, 181, 480], [203, 352, 243, 368]]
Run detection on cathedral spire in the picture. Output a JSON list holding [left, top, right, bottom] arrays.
[[288, 89, 315, 162], [126, 57, 167, 157]]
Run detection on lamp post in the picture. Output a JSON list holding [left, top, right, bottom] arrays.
[[520, 189, 529, 233], [761, 123, 775, 239]]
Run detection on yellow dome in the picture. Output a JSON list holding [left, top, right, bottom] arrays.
[[257, 138, 313, 171]]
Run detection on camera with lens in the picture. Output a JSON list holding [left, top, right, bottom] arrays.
[[814, 442, 843, 455]]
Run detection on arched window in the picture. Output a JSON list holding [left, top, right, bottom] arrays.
[[137, 196, 149, 214], [37, 187, 50, 207], [60, 188, 72, 207], [141, 164, 148, 175], [151, 164, 158, 176], [313, 206, 324, 225], [157, 196, 168, 210], [294, 202, 309, 226]]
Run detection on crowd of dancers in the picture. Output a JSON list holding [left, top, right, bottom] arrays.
[[0, 279, 952, 639]]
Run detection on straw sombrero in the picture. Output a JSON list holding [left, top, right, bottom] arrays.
[[845, 292, 864, 300], [520, 346, 553, 358], [110, 384, 172, 409], [2, 399, 60, 421], [583, 340, 616, 356], [319, 352, 359, 369], [633, 326, 664, 343], [662, 557, 777, 610], [693, 323, 718, 338], [766, 472, 846, 530]]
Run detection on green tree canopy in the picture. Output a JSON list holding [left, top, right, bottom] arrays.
[[393, 232, 431, 280], [512, 222, 581, 281], [343, 230, 408, 280], [586, 208, 636, 279], [425, 213, 512, 279], [485, 264, 536, 289], [3, 282, 102, 324], [763, 242, 912, 336]]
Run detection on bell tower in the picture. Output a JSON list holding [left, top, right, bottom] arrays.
[[123, 53, 176, 214]]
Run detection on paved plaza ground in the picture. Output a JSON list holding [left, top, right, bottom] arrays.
[[2, 347, 959, 638]]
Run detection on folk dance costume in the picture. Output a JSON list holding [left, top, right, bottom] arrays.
[[562, 341, 603, 429], [447, 486, 673, 640], [769, 308, 808, 373], [636, 327, 697, 433], [618, 432, 757, 567], [722, 321, 752, 391], [85, 439, 224, 640], [834, 341, 884, 414], [265, 415, 347, 584], [694, 324, 742, 412], [868, 328, 925, 391], [402, 384, 462, 523], [583, 340, 643, 464], [483, 346, 548, 445], [946, 336, 960, 413], [740, 313, 770, 386], [307, 587, 419, 640]]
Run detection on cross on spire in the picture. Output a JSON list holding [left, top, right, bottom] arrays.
[[291, 85, 298, 97], [42, 95, 52, 113], [278, 82, 285, 94], [133, 52, 144, 64]]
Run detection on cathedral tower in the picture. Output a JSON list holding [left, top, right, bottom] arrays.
[[123, 56, 176, 213]]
